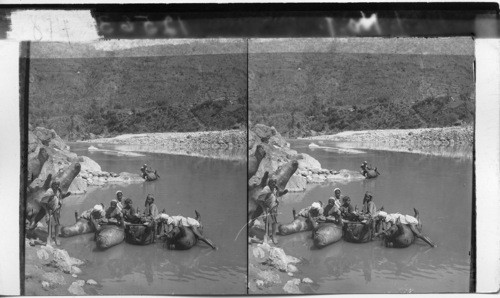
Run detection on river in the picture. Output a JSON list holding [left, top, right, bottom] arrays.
[[276, 140, 473, 294], [58, 143, 247, 295]]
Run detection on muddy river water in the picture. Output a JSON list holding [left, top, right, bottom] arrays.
[[276, 140, 473, 294], [58, 143, 247, 295]]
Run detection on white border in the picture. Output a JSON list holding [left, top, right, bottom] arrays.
[[0, 41, 21, 296], [475, 38, 500, 293]]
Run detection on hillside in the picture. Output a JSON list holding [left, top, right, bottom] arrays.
[[249, 52, 474, 137], [29, 52, 247, 140]]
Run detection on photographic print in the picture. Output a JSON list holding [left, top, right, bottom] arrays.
[[247, 37, 474, 294], [23, 39, 248, 295]]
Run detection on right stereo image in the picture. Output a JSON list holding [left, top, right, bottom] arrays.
[[247, 37, 474, 294]]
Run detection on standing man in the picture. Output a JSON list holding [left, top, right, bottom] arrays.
[[257, 178, 288, 244], [115, 190, 124, 211]]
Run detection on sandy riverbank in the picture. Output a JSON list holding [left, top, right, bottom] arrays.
[[303, 126, 473, 159], [84, 130, 246, 161]]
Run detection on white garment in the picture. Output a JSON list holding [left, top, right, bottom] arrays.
[[385, 213, 419, 225], [167, 215, 201, 228]]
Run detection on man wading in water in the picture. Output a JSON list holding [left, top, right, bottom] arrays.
[[361, 192, 377, 239], [142, 194, 159, 239]]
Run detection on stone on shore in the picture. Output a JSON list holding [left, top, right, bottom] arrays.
[[286, 175, 307, 192], [79, 156, 102, 173], [68, 280, 86, 295], [68, 177, 87, 194], [283, 278, 302, 294]]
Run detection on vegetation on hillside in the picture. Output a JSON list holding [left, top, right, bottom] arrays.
[[29, 54, 247, 140], [249, 52, 474, 137]]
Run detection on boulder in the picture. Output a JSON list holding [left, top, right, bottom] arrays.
[[42, 272, 66, 285], [34, 127, 69, 151], [68, 177, 87, 194], [79, 156, 102, 173], [286, 175, 307, 192], [28, 131, 38, 154], [68, 280, 86, 295], [283, 278, 302, 294], [253, 124, 276, 143], [297, 153, 322, 171], [256, 270, 281, 286], [256, 243, 300, 272]]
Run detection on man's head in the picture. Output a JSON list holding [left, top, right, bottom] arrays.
[[92, 204, 104, 217], [364, 192, 373, 202], [310, 202, 322, 216], [124, 198, 132, 207], [342, 196, 351, 205], [328, 198, 336, 206], [110, 200, 118, 208], [116, 191, 123, 201], [146, 194, 154, 205], [333, 188, 341, 198]]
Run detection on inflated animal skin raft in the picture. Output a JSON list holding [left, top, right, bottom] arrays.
[[278, 217, 313, 236], [386, 224, 415, 248], [312, 223, 343, 249], [125, 224, 156, 245], [60, 219, 94, 237], [96, 224, 125, 249], [165, 226, 198, 250], [343, 221, 374, 243]]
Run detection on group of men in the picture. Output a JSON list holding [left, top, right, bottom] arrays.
[[295, 187, 437, 247], [297, 187, 377, 226], [79, 191, 216, 249]]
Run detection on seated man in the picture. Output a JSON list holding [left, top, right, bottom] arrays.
[[297, 202, 324, 221], [375, 210, 436, 247], [331, 188, 342, 208], [80, 204, 106, 221], [360, 161, 373, 176], [105, 200, 122, 224], [323, 198, 342, 224], [339, 196, 358, 222], [159, 213, 216, 249], [115, 191, 124, 211], [80, 204, 107, 236], [121, 198, 140, 224]]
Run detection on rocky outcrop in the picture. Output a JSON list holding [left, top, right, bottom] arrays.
[[249, 124, 365, 192], [248, 242, 315, 294], [25, 236, 101, 295], [28, 126, 143, 194]]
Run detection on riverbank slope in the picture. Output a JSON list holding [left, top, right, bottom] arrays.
[[85, 129, 247, 161], [304, 125, 473, 158]]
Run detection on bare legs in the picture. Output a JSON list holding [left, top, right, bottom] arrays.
[[409, 224, 437, 247], [191, 226, 216, 249]]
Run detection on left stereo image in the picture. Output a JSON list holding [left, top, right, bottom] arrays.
[[22, 39, 248, 295]]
